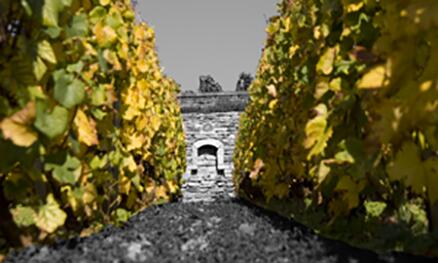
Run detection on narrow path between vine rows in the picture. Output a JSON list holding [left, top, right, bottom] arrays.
[[5, 198, 434, 263]]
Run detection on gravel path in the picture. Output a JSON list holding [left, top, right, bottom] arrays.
[[5, 198, 435, 263]]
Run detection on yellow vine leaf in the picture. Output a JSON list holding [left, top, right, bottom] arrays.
[[122, 88, 143, 120], [74, 109, 98, 146], [103, 49, 122, 71], [122, 156, 137, 173], [344, 1, 364, 13], [136, 59, 149, 73], [135, 116, 148, 131], [61, 186, 80, 212], [83, 184, 97, 205], [316, 47, 336, 75], [33, 56, 47, 81], [313, 24, 330, 40], [155, 185, 169, 200], [94, 23, 117, 47], [0, 102, 38, 147], [124, 133, 146, 151], [315, 79, 329, 99], [289, 45, 299, 58], [317, 162, 331, 184], [34, 194, 67, 233], [357, 65, 389, 89], [150, 115, 162, 132], [167, 181, 179, 194], [334, 150, 355, 164], [119, 174, 131, 195], [304, 104, 332, 159], [37, 40, 57, 64], [249, 158, 264, 180], [99, 0, 111, 6], [329, 77, 342, 92], [118, 42, 130, 61], [420, 80, 433, 92], [267, 84, 277, 97], [269, 99, 278, 110], [82, 41, 97, 57]]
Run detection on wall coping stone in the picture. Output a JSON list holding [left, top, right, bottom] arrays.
[[178, 91, 249, 113]]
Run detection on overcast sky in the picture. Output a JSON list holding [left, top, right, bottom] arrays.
[[135, 1, 279, 91]]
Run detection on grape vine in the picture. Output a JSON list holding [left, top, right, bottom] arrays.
[[234, 0, 438, 256], [0, 0, 186, 254]]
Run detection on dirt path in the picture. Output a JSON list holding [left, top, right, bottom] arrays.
[[5, 198, 434, 263]]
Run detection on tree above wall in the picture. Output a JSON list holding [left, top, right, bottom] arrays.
[[236, 72, 253, 91], [199, 75, 223, 93]]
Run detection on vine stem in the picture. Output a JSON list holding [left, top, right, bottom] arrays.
[[0, 181, 22, 248]]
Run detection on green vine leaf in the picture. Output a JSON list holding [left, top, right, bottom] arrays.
[[53, 70, 85, 108], [34, 100, 69, 139]]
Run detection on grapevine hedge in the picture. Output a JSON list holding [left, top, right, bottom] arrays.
[[234, 0, 438, 257], [0, 0, 185, 255]]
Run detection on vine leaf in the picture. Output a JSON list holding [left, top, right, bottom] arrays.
[[34, 101, 69, 139], [0, 102, 37, 147], [344, 1, 364, 13], [74, 109, 98, 146], [53, 70, 85, 109], [99, 0, 111, 6], [317, 47, 336, 75], [66, 13, 89, 38], [357, 65, 389, 89], [304, 104, 332, 159], [33, 57, 47, 81], [250, 158, 264, 180], [34, 194, 67, 233], [10, 205, 36, 227], [266, 85, 277, 97], [41, 0, 62, 27], [38, 40, 57, 64], [94, 22, 117, 47], [45, 153, 82, 184]]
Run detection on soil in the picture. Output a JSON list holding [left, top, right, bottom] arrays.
[[5, 198, 436, 263]]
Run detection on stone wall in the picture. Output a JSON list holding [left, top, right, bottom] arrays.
[[178, 92, 248, 202], [179, 91, 248, 113]]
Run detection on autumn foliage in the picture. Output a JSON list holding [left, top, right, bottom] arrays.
[[234, 0, 438, 256], [0, 0, 185, 254]]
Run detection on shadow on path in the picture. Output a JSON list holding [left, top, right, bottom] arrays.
[[6, 198, 435, 263]]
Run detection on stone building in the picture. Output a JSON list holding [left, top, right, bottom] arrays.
[[178, 91, 248, 202]]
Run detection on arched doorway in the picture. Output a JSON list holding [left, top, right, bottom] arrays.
[[182, 139, 226, 202], [196, 144, 219, 189], [197, 144, 218, 174], [191, 139, 225, 174]]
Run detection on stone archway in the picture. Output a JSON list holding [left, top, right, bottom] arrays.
[[191, 139, 225, 173], [182, 138, 228, 202], [197, 144, 218, 175]]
